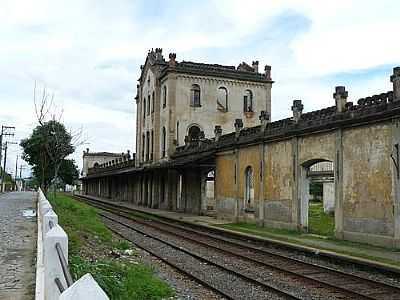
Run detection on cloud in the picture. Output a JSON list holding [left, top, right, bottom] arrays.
[[0, 0, 399, 177]]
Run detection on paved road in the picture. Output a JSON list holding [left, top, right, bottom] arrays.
[[0, 192, 36, 300]]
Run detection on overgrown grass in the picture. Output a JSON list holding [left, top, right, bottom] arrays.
[[48, 193, 174, 300], [48, 194, 112, 255], [216, 219, 400, 267], [70, 256, 173, 300], [308, 202, 335, 236]]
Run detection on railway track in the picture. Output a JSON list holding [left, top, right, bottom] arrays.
[[74, 195, 400, 300]]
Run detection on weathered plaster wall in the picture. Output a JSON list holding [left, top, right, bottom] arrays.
[[264, 141, 293, 225], [215, 153, 237, 219], [238, 145, 261, 220], [298, 132, 336, 164], [174, 75, 271, 147], [342, 123, 394, 239]]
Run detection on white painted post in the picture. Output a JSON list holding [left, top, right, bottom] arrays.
[[40, 200, 52, 217], [43, 209, 58, 237], [44, 224, 68, 300], [59, 273, 109, 300]]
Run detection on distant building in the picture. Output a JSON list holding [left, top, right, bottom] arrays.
[[135, 48, 273, 165], [81, 149, 129, 177]]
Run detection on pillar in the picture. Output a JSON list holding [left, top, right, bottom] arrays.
[[335, 129, 344, 238], [392, 118, 400, 248], [391, 66, 400, 100]]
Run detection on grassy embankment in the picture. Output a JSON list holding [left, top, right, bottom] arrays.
[[48, 193, 174, 300]]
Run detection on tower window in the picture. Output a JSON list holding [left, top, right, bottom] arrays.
[[163, 86, 167, 108], [152, 91, 155, 113], [190, 84, 201, 107], [217, 87, 228, 112], [162, 126, 166, 157], [244, 90, 253, 112]]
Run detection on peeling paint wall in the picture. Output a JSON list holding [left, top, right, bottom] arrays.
[[342, 123, 394, 237], [238, 145, 261, 218], [298, 132, 336, 164], [175, 75, 271, 147], [264, 141, 293, 225], [215, 153, 237, 219]]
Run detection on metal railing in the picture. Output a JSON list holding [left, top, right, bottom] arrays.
[[48, 220, 74, 292]]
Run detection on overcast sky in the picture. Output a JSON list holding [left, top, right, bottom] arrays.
[[1, 0, 399, 177]]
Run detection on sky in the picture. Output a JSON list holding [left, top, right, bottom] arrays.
[[0, 0, 399, 178]]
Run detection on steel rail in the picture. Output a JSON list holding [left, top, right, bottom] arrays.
[[100, 212, 302, 300], [75, 195, 400, 300]]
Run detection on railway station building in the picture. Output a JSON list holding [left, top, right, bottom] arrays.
[[81, 49, 400, 249]]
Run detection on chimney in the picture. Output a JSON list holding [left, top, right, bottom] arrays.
[[155, 48, 163, 60], [291, 100, 304, 123], [86, 148, 89, 153], [333, 86, 348, 113], [234, 119, 243, 139], [391, 67, 400, 100], [252, 61, 259, 73], [169, 53, 176, 67], [264, 65, 272, 81], [214, 125, 222, 141], [259, 110, 270, 132]]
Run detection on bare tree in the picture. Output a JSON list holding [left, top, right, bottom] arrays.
[[32, 81, 87, 195]]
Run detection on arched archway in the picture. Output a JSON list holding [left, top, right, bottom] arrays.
[[188, 125, 201, 141], [299, 159, 335, 236]]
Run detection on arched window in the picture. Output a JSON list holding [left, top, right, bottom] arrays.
[[142, 134, 145, 160], [151, 130, 154, 160], [163, 86, 167, 108], [217, 87, 228, 112], [243, 90, 253, 112], [93, 162, 99, 168], [176, 121, 179, 145], [147, 95, 150, 115], [245, 166, 254, 209], [188, 125, 201, 141], [146, 132, 150, 161], [143, 98, 146, 119], [190, 84, 201, 107], [162, 127, 166, 157], [152, 91, 155, 113]]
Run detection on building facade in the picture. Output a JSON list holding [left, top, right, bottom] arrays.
[[135, 48, 273, 166], [82, 51, 400, 248], [81, 149, 129, 177]]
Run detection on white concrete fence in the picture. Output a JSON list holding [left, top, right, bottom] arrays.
[[35, 188, 109, 300]]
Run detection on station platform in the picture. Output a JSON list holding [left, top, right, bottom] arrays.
[[76, 193, 400, 273], [0, 192, 37, 300]]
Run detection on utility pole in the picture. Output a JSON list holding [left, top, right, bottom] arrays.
[[14, 155, 18, 191], [0, 126, 15, 192], [2, 141, 17, 192], [19, 165, 27, 191]]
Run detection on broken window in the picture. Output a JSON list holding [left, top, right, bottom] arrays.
[[244, 90, 253, 112], [190, 84, 201, 107], [217, 87, 228, 112]]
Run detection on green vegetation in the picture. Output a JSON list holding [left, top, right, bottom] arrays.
[[48, 194, 174, 300], [216, 219, 400, 268], [308, 202, 334, 236]]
